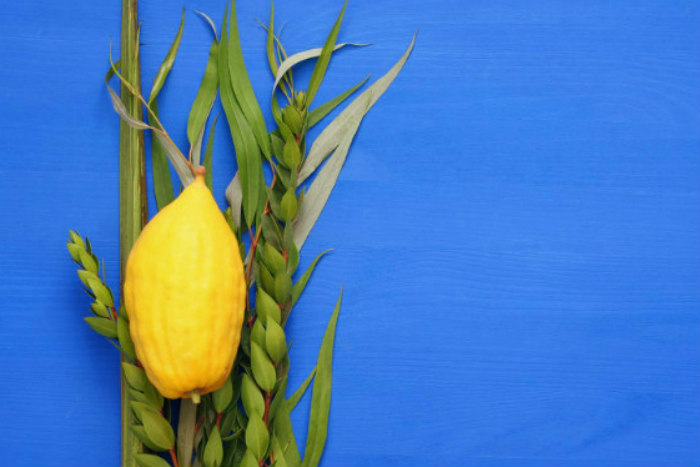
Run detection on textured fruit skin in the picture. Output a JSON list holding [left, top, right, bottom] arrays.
[[124, 173, 245, 400]]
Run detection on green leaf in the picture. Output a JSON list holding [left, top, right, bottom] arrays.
[[292, 249, 332, 305], [86, 277, 113, 307], [135, 453, 171, 467], [219, 10, 261, 224], [226, 1, 272, 160], [307, 75, 369, 128], [264, 1, 277, 76], [122, 362, 147, 391], [148, 9, 185, 104], [131, 425, 164, 452], [245, 416, 269, 460], [293, 92, 371, 249], [90, 301, 110, 318], [272, 401, 301, 466], [279, 189, 298, 223], [241, 373, 265, 417], [305, 0, 348, 107], [265, 318, 287, 363], [251, 319, 266, 348], [202, 114, 219, 191], [273, 271, 293, 303], [144, 382, 165, 410], [239, 449, 259, 467], [256, 287, 281, 326], [301, 290, 342, 467], [79, 249, 98, 274], [271, 437, 290, 467], [187, 39, 219, 160], [117, 314, 136, 359], [251, 342, 276, 392], [299, 33, 416, 185], [288, 367, 316, 411], [84, 316, 117, 338], [67, 242, 82, 263], [152, 131, 196, 187], [106, 84, 153, 131], [149, 99, 175, 211], [203, 426, 224, 467], [263, 243, 286, 275], [213, 377, 233, 413], [272, 42, 366, 97], [141, 408, 175, 451]]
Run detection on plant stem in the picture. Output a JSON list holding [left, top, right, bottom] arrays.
[[119, 0, 146, 466], [177, 399, 198, 467]]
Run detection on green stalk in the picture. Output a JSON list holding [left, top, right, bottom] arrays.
[[119, 0, 146, 466], [176, 399, 198, 467]]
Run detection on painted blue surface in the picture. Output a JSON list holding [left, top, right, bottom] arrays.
[[0, 0, 699, 465]]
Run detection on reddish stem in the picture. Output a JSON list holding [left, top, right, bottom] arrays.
[[216, 412, 223, 428], [263, 392, 272, 426], [169, 449, 180, 467]]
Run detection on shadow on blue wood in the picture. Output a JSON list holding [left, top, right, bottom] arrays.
[[0, 0, 698, 466]]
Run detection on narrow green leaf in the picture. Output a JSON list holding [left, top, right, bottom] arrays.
[[135, 453, 171, 467], [148, 9, 185, 104], [227, 1, 272, 160], [293, 93, 371, 249], [141, 409, 175, 451], [301, 290, 342, 467], [224, 172, 242, 228], [272, 42, 366, 96], [202, 114, 219, 191], [299, 33, 416, 184], [106, 85, 153, 131], [187, 39, 219, 158], [288, 367, 316, 411], [195, 10, 218, 38], [305, 0, 348, 107], [292, 250, 332, 305], [117, 315, 136, 359], [272, 401, 301, 466], [149, 99, 175, 210], [152, 131, 195, 187], [265, 1, 278, 76], [271, 437, 289, 467], [203, 426, 224, 467], [307, 75, 369, 128], [219, 10, 260, 224], [84, 316, 118, 338]]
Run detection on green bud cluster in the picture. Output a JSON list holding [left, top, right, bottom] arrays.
[[66, 230, 120, 337]]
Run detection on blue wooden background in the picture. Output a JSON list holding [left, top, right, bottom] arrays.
[[1, 0, 698, 466]]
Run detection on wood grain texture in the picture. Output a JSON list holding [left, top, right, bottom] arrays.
[[0, 0, 698, 466]]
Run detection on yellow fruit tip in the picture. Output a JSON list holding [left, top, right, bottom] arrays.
[[190, 391, 201, 404], [195, 166, 206, 180]]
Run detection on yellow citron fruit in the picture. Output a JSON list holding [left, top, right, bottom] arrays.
[[124, 168, 245, 402]]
